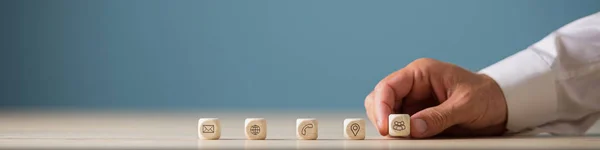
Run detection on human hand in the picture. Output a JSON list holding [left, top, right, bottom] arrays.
[[364, 58, 508, 138]]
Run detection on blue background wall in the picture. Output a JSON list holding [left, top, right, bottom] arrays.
[[1, 0, 599, 110]]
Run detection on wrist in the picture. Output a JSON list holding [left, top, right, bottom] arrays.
[[479, 73, 509, 135]]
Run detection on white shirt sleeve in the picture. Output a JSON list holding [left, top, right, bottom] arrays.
[[478, 12, 600, 136]]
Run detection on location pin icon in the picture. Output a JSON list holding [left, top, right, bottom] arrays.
[[350, 123, 360, 136]]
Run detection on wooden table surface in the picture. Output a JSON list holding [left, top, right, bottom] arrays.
[[1, 108, 599, 149]]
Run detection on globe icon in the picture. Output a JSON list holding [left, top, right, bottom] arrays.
[[250, 125, 261, 135]]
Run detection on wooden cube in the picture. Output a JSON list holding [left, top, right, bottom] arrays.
[[198, 118, 221, 140], [296, 118, 318, 140], [343, 118, 365, 140], [388, 114, 410, 137], [245, 118, 267, 140]]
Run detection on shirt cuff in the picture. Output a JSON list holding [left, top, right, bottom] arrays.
[[478, 48, 558, 134]]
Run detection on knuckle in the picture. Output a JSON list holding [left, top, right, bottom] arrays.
[[412, 58, 438, 65], [428, 107, 453, 128], [412, 68, 428, 83], [364, 93, 373, 108], [409, 58, 440, 74]]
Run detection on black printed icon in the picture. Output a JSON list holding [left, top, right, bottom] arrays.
[[350, 123, 360, 136], [301, 124, 314, 135], [250, 125, 261, 135], [202, 125, 215, 133], [392, 121, 406, 131]]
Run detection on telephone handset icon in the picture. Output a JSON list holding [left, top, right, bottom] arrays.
[[301, 124, 314, 135]]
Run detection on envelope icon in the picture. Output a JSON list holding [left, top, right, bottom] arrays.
[[202, 125, 215, 133]]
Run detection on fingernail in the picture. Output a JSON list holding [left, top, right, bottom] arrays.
[[414, 119, 427, 134], [377, 119, 384, 128]]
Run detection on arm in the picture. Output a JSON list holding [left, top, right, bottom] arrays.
[[479, 12, 600, 135]]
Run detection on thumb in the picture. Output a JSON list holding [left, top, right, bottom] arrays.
[[410, 101, 464, 138]]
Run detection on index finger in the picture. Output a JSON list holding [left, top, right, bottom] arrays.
[[373, 69, 414, 136]]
